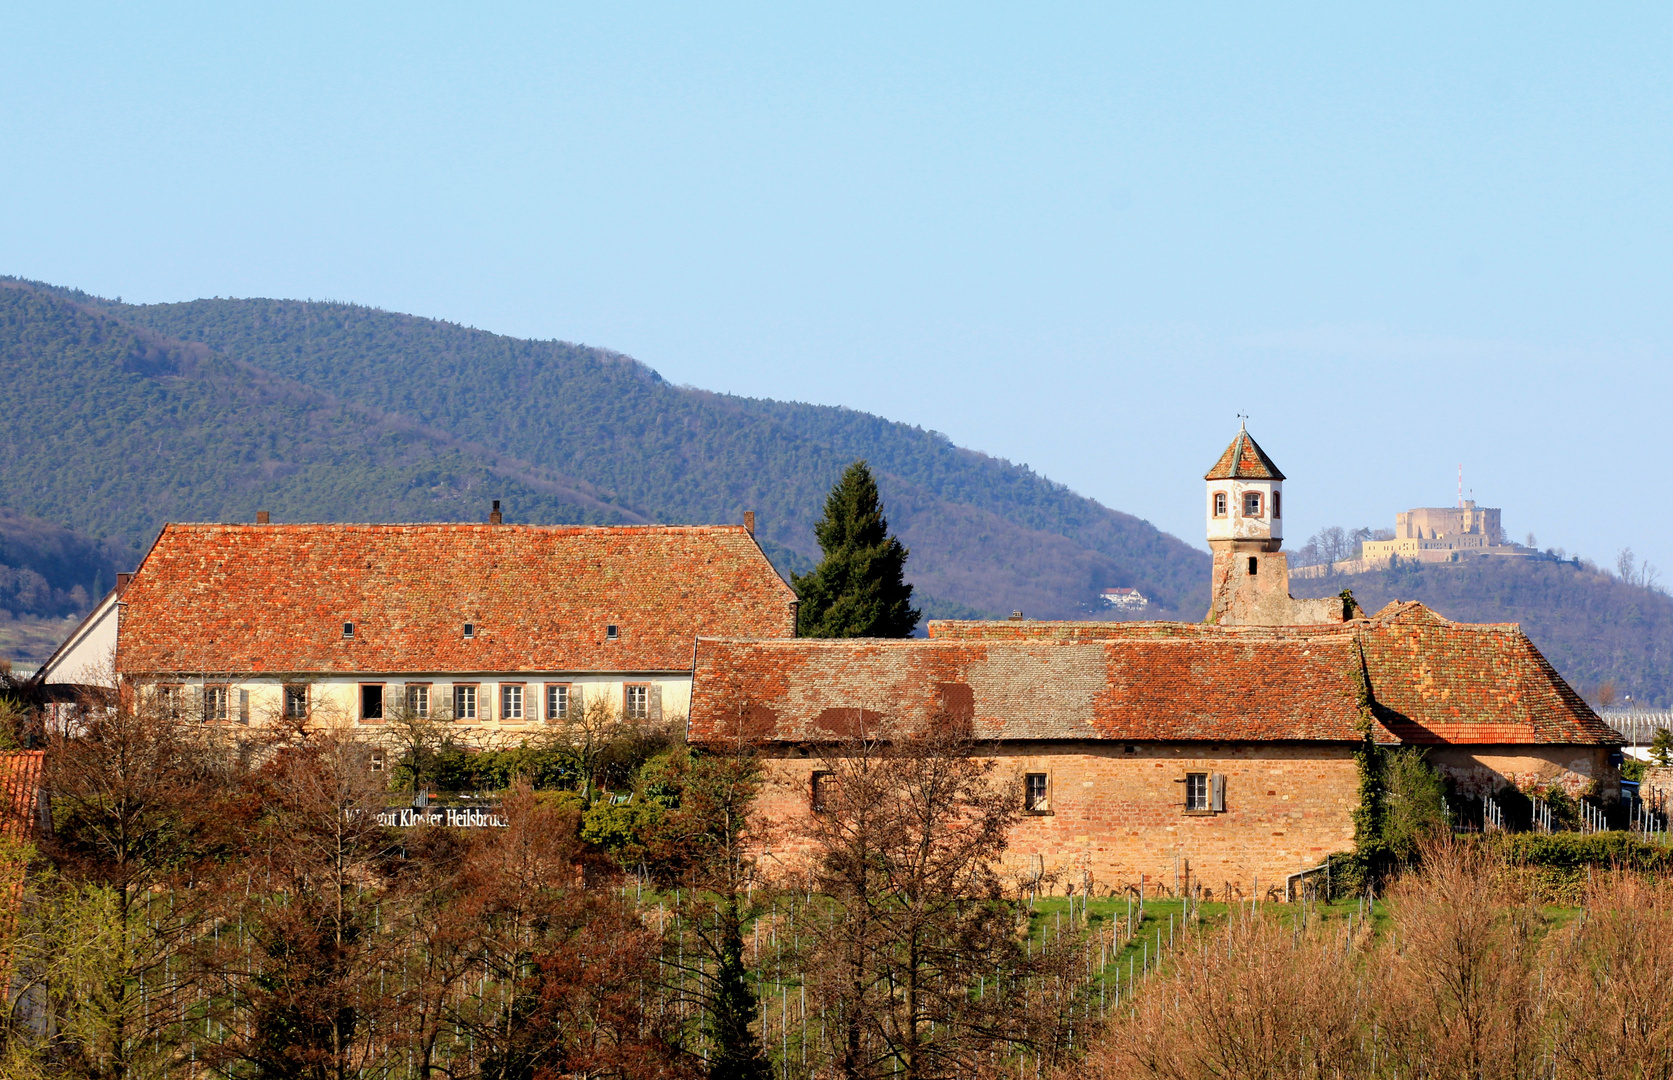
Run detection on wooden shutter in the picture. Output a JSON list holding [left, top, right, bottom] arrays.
[[1211, 773, 1226, 813], [650, 684, 663, 722], [570, 684, 583, 718]]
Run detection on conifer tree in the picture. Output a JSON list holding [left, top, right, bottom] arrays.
[[793, 461, 920, 638]]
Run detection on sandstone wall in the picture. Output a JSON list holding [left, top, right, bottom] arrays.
[[1423, 745, 1616, 801], [752, 741, 1360, 901], [1642, 766, 1673, 809]]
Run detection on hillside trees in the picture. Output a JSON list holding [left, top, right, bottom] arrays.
[[794, 462, 920, 638]]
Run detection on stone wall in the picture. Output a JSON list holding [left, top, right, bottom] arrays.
[[1207, 548, 1351, 626], [751, 741, 1361, 901], [1423, 744, 1617, 801], [1640, 766, 1673, 809]]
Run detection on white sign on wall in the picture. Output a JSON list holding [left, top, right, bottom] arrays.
[[374, 806, 508, 828]]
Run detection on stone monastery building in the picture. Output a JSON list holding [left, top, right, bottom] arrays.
[[686, 427, 1619, 896], [39, 427, 1617, 898]]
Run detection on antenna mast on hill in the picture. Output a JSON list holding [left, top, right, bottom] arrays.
[[1458, 464, 1464, 508]]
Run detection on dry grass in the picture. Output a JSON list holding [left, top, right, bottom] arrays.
[[1079, 841, 1673, 1080]]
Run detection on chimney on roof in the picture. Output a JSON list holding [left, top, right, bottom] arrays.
[[115, 573, 133, 595], [489, 500, 502, 525], [255, 510, 270, 525], [744, 511, 755, 536], [1009, 610, 1024, 621]]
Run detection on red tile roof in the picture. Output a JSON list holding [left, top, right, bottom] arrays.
[[1355, 602, 1616, 745], [927, 619, 1350, 643], [1204, 427, 1285, 481], [0, 752, 45, 961], [921, 603, 1616, 747], [689, 635, 1378, 744], [117, 524, 798, 676], [0, 752, 44, 844]]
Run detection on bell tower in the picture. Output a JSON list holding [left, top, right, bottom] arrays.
[[1203, 425, 1347, 626]]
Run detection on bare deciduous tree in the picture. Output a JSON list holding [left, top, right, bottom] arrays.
[[797, 715, 1031, 1080]]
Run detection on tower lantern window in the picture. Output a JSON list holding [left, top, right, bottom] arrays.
[[1243, 491, 1263, 517], [1213, 492, 1228, 517]]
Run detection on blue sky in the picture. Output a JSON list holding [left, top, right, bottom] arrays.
[[4, 3, 1671, 578]]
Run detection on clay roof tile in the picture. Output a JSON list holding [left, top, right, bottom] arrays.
[[1204, 426, 1286, 481]]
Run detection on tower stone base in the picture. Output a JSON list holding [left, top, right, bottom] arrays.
[[1206, 541, 1353, 626]]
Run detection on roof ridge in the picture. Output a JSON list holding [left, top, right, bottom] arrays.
[[161, 522, 750, 532]]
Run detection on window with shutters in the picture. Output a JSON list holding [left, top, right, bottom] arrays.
[[405, 684, 430, 718], [1024, 773, 1051, 813], [624, 684, 649, 720], [237, 688, 250, 724], [502, 684, 525, 721], [546, 683, 570, 722], [453, 684, 478, 721], [283, 684, 308, 720], [360, 684, 385, 723]]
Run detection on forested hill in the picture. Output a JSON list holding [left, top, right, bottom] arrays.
[[1292, 559, 1673, 707], [0, 278, 1210, 623]]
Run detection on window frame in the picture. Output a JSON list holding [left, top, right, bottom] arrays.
[[453, 683, 478, 722], [1212, 491, 1228, 518], [1184, 772, 1211, 813], [624, 683, 650, 720], [283, 684, 309, 721], [369, 748, 386, 774], [1272, 491, 1282, 519], [360, 682, 385, 724], [810, 769, 838, 814], [1242, 490, 1264, 519], [405, 683, 431, 718], [155, 683, 184, 719], [202, 683, 229, 724], [501, 683, 526, 722], [545, 682, 571, 722], [1024, 772, 1052, 814]]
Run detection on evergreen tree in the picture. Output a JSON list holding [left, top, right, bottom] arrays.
[[793, 461, 920, 638], [1652, 727, 1673, 768]]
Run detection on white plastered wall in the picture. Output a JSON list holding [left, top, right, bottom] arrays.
[[38, 591, 122, 688], [1205, 478, 1283, 544], [147, 673, 694, 737]]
